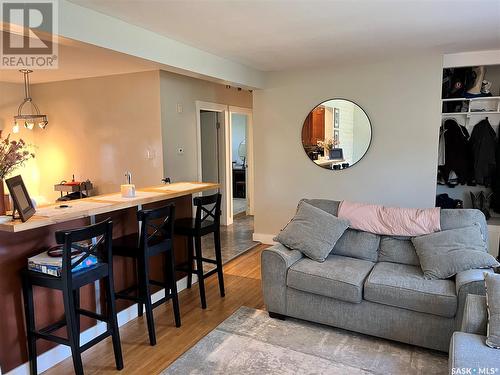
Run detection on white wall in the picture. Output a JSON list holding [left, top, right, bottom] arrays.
[[231, 113, 247, 163], [160, 70, 252, 182], [253, 53, 443, 237], [1, 71, 163, 202]]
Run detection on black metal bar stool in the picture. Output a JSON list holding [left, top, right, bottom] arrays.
[[21, 219, 123, 375], [112, 203, 180, 346], [175, 193, 224, 309]]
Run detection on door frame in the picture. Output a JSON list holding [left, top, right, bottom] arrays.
[[229, 106, 254, 216], [195, 101, 232, 225]]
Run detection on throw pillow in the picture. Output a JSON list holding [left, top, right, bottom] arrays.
[[411, 223, 499, 279], [332, 229, 380, 262], [274, 201, 349, 262], [378, 236, 420, 266], [485, 272, 500, 349]]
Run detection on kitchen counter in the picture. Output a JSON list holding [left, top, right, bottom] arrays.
[[0, 182, 218, 232], [0, 181, 219, 372]]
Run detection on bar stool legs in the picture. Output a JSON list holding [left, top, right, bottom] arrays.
[[186, 230, 225, 309], [214, 229, 225, 298], [21, 278, 37, 375], [165, 250, 181, 327], [140, 254, 157, 346], [104, 275, 124, 371], [186, 237, 194, 289], [194, 236, 207, 309], [63, 290, 83, 375]]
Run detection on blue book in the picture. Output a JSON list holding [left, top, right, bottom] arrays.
[[28, 251, 99, 277]]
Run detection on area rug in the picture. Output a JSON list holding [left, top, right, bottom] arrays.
[[162, 306, 447, 374]]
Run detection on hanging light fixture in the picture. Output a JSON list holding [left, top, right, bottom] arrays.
[[13, 69, 48, 132]]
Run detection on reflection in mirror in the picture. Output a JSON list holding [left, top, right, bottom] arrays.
[[301, 99, 371, 170]]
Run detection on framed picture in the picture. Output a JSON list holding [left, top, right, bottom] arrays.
[[334, 108, 340, 128], [334, 130, 339, 142], [5, 175, 35, 222]]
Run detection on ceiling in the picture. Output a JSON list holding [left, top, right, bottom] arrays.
[[0, 32, 160, 84], [69, 0, 500, 72]]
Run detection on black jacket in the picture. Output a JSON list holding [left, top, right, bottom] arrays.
[[441, 119, 470, 185], [469, 118, 496, 187]]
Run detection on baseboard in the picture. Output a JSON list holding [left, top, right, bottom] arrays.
[[6, 275, 196, 375], [252, 233, 276, 245]]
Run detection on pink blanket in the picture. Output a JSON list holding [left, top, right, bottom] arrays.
[[338, 201, 440, 236]]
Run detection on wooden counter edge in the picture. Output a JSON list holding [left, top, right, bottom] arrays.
[[0, 182, 220, 233]]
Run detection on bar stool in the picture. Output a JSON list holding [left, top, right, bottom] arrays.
[[112, 204, 180, 346], [21, 219, 123, 375], [175, 193, 224, 309]]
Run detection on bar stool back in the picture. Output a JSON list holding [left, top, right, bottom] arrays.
[[21, 219, 123, 375], [175, 193, 224, 309], [112, 203, 180, 346]]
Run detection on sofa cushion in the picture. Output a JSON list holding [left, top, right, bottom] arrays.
[[440, 208, 488, 243], [274, 201, 349, 262], [378, 236, 420, 266], [450, 332, 500, 370], [364, 262, 457, 318], [411, 223, 498, 280], [287, 255, 374, 303], [301, 199, 340, 216], [332, 229, 380, 262], [485, 273, 500, 349]]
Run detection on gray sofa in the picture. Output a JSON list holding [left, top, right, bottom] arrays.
[[261, 199, 491, 352], [449, 294, 500, 372]]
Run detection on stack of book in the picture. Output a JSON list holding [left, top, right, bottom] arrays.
[[28, 251, 98, 277]]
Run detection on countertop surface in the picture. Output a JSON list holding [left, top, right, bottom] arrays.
[[0, 182, 219, 233]]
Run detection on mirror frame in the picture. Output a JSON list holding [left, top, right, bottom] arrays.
[[301, 98, 373, 170]]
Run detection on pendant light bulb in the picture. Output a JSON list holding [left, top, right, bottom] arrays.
[[13, 70, 48, 131], [12, 122, 20, 134]]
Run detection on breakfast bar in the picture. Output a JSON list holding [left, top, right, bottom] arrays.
[[0, 182, 218, 372]]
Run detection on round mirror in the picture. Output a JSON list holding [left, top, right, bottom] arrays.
[[301, 99, 372, 170]]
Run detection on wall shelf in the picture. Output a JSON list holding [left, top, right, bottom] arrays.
[[442, 111, 500, 116], [442, 96, 500, 118], [442, 96, 500, 102]]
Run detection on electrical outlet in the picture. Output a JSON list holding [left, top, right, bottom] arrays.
[[177, 147, 184, 155]]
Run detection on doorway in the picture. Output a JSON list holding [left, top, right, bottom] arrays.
[[231, 112, 248, 217], [230, 106, 254, 217], [196, 102, 257, 263]]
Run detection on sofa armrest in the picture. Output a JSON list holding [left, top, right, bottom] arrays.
[[461, 294, 488, 335], [261, 243, 303, 315], [455, 269, 492, 328]]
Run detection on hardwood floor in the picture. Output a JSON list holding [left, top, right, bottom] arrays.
[[44, 245, 266, 375]]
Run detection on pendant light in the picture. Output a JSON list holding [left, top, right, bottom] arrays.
[[13, 69, 48, 132]]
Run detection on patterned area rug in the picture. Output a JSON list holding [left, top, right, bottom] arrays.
[[162, 307, 448, 374]]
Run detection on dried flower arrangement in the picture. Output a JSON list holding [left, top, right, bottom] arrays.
[[0, 133, 35, 179], [317, 138, 339, 151]]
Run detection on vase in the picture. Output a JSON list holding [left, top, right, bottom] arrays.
[[0, 180, 5, 216]]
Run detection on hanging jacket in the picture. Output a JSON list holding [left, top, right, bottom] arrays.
[[469, 118, 496, 187], [440, 119, 470, 185], [492, 121, 500, 213]]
